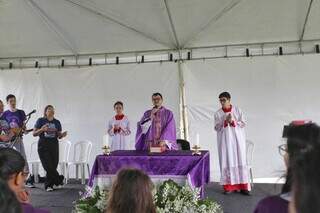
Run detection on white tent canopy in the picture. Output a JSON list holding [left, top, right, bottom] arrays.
[[1, 0, 320, 58]]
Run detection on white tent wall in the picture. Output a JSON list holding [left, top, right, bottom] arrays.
[[1, 54, 320, 182], [183, 54, 320, 181], [0, 62, 180, 178]]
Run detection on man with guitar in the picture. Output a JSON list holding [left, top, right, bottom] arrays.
[[1, 94, 34, 187], [0, 99, 15, 147]]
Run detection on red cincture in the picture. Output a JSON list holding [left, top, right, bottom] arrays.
[[222, 105, 236, 128], [222, 105, 232, 113], [114, 114, 125, 133], [115, 114, 125, 120]]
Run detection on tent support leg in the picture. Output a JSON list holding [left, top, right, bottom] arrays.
[[178, 60, 189, 141]]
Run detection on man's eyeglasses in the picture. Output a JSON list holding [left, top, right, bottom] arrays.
[[278, 144, 287, 156], [219, 98, 227, 103]]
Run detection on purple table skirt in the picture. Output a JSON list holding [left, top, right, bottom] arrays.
[[88, 150, 210, 197]]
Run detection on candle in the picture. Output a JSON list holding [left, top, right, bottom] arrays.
[[107, 135, 112, 147], [196, 133, 200, 147], [103, 134, 109, 147]]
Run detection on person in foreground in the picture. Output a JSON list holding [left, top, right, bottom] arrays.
[[33, 105, 67, 192], [288, 124, 320, 213], [106, 168, 156, 213], [107, 101, 131, 151], [254, 123, 320, 213], [135, 93, 177, 151], [0, 148, 50, 213], [214, 92, 250, 195], [0, 178, 22, 213]]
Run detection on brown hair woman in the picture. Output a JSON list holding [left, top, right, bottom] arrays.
[[107, 168, 156, 213]]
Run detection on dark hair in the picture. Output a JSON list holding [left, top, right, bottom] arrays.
[[285, 123, 320, 213], [43, 105, 54, 117], [291, 147, 320, 213], [286, 123, 320, 159], [281, 123, 320, 193], [0, 179, 22, 213], [114, 101, 124, 108], [152, 93, 163, 99], [6, 94, 16, 102], [0, 148, 26, 180], [218, 92, 231, 99], [107, 168, 156, 213]]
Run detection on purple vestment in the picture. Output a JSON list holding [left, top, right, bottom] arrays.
[[135, 107, 177, 150], [22, 203, 50, 213], [254, 195, 289, 213]]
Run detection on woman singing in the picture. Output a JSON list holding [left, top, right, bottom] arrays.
[[107, 101, 131, 151], [33, 105, 67, 191]]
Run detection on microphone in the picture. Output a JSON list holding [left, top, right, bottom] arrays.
[[26, 110, 36, 117]]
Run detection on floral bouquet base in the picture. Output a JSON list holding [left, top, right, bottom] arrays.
[[74, 180, 223, 213]]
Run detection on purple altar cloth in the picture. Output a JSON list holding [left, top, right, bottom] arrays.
[[88, 150, 210, 198]]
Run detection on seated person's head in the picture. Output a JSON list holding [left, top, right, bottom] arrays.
[[107, 168, 156, 213], [0, 178, 22, 213], [284, 124, 320, 213], [0, 148, 27, 202], [281, 123, 320, 193]]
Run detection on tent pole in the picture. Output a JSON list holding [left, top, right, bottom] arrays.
[[1, 38, 320, 60], [178, 59, 189, 140]]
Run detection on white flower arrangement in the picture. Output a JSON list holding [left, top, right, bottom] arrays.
[[154, 180, 222, 213], [74, 180, 223, 213]]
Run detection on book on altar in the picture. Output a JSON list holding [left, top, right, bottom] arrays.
[[149, 145, 166, 153]]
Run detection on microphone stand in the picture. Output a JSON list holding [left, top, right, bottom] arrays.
[[9, 112, 33, 148]]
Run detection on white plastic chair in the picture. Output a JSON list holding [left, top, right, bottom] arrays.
[[28, 141, 41, 183], [246, 140, 254, 188], [66, 140, 92, 184], [58, 140, 71, 183]]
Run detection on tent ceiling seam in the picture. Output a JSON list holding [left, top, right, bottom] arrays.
[[300, 0, 314, 41], [163, 0, 181, 51], [63, 0, 173, 49], [24, 0, 78, 56], [182, 0, 244, 48]]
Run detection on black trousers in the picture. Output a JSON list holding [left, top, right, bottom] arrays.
[[38, 139, 63, 188]]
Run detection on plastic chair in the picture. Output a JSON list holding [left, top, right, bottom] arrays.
[[246, 140, 254, 188], [28, 141, 41, 183], [66, 140, 92, 184], [58, 140, 71, 183]]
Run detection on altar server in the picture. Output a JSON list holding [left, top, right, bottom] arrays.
[[214, 92, 250, 195], [107, 101, 131, 151], [135, 93, 177, 151]]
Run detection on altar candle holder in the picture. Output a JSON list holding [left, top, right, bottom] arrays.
[[102, 145, 111, 156], [192, 145, 201, 156]]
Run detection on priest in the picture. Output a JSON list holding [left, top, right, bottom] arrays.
[[135, 93, 177, 151], [214, 92, 250, 195]]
